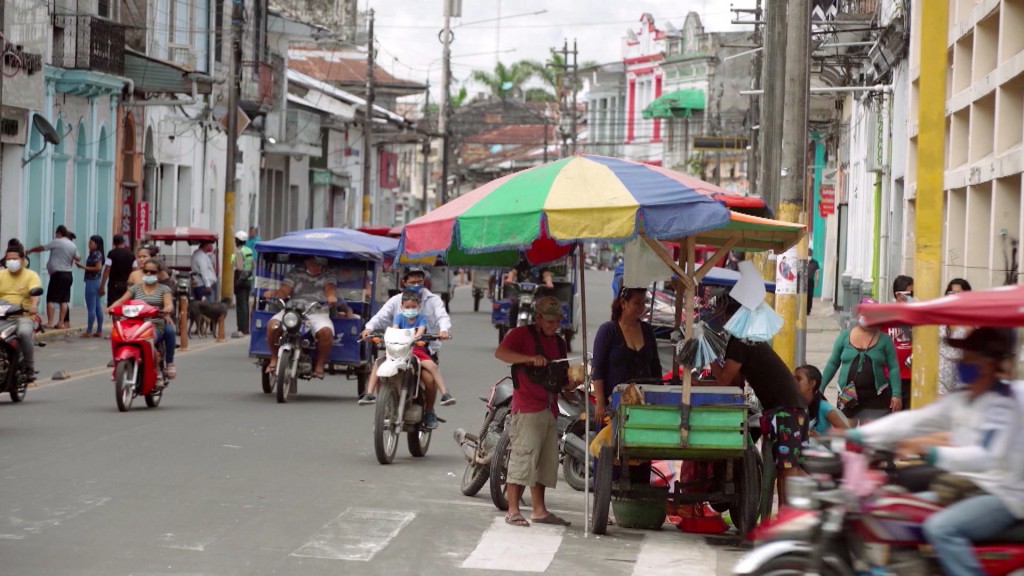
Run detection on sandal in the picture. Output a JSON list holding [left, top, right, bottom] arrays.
[[532, 513, 571, 526], [312, 370, 325, 380], [504, 513, 530, 527]]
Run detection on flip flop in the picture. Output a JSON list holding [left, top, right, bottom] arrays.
[[532, 514, 571, 526], [504, 513, 530, 527]]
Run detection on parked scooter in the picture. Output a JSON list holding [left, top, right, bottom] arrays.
[[454, 376, 514, 496], [110, 300, 167, 412], [0, 287, 44, 402], [370, 328, 442, 464], [733, 438, 1024, 576], [489, 382, 591, 510]]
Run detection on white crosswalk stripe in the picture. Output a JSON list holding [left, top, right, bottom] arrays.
[[461, 516, 567, 572], [631, 530, 719, 576], [291, 508, 416, 562]]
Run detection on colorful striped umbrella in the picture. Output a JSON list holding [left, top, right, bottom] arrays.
[[400, 155, 737, 263]]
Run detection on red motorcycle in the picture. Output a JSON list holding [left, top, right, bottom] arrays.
[[109, 300, 166, 412], [733, 439, 1024, 576]]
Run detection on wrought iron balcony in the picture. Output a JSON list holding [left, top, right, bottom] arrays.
[[52, 14, 127, 76], [240, 61, 275, 108]]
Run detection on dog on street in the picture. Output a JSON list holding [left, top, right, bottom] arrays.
[[188, 298, 230, 338]]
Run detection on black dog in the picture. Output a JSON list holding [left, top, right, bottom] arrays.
[[188, 298, 230, 338]]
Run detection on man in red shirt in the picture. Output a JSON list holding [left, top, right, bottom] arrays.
[[889, 275, 914, 408], [495, 296, 573, 528]]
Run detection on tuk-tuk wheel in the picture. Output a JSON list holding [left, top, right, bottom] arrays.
[[497, 326, 508, 345], [729, 445, 763, 536], [261, 365, 272, 394]]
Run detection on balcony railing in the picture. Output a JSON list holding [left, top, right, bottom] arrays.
[[52, 14, 126, 76], [240, 61, 275, 107]]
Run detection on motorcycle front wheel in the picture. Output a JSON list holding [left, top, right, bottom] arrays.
[[8, 368, 26, 403], [374, 383, 400, 464], [276, 348, 294, 404], [744, 553, 818, 576], [114, 359, 135, 412]]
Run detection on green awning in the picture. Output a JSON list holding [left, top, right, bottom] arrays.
[[642, 89, 705, 119]]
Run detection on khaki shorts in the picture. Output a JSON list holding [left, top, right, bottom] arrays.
[[270, 310, 334, 336], [507, 410, 559, 488]]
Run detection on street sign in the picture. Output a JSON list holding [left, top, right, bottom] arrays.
[[136, 202, 150, 241], [819, 184, 835, 217]]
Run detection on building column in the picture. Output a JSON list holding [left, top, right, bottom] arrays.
[[652, 71, 662, 143], [626, 74, 636, 143]]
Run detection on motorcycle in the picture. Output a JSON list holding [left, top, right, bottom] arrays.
[[370, 328, 442, 464], [0, 287, 44, 402], [734, 438, 1024, 576], [454, 376, 514, 496], [109, 299, 167, 412], [489, 381, 591, 510], [514, 282, 538, 327], [266, 298, 334, 404]]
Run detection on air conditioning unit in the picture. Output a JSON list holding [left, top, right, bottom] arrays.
[[169, 45, 197, 69]]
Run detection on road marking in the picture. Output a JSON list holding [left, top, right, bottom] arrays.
[[461, 516, 565, 572], [0, 495, 109, 540], [631, 533, 717, 576], [291, 508, 415, 561]]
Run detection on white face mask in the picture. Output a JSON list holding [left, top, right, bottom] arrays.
[[857, 316, 870, 328], [5, 259, 22, 273]]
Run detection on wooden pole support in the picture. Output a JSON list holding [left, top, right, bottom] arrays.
[[177, 295, 189, 351], [217, 315, 226, 342]]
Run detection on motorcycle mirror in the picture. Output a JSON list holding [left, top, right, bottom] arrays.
[[28, 288, 43, 297]]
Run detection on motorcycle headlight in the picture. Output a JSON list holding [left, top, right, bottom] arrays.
[[785, 476, 819, 510], [282, 311, 301, 330]]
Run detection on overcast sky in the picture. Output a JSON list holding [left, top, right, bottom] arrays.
[[364, 0, 758, 99]]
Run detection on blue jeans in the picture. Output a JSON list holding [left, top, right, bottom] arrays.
[[923, 493, 1018, 575], [162, 321, 176, 364], [84, 278, 103, 334]]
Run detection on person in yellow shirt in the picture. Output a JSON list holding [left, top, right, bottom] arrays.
[[0, 241, 42, 380]]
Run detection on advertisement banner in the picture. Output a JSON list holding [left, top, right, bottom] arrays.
[[136, 202, 150, 241]]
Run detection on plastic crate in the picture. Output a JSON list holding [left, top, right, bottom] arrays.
[[688, 406, 746, 428]]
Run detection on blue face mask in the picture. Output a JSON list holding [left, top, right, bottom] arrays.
[[402, 308, 419, 319], [143, 274, 159, 285], [405, 284, 423, 293], [956, 361, 981, 384]]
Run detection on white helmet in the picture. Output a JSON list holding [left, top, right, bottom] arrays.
[[234, 230, 248, 243]]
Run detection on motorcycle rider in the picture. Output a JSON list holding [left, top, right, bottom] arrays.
[[263, 256, 352, 379], [847, 326, 1024, 576], [358, 267, 452, 415], [0, 240, 41, 382], [503, 260, 554, 327]]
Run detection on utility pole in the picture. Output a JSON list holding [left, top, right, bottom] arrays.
[[552, 40, 578, 158], [736, 0, 763, 199], [361, 8, 375, 225], [773, 0, 810, 369], [421, 82, 430, 215], [570, 39, 578, 155], [438, 0, 458, 205], [221, 0, 242, 301], [759, 0, 787, 211], [912, 0, 949, 407]]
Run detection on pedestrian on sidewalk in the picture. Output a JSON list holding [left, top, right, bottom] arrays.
[[231, 231, 254, 336], [102, 234, 135, 307], [805, 248, 820, 315], [27, 225, 80, 329], [190, 241, 218, 303], [939, 278, 973, 395], [75, 235, 105, 337], [889, 275, 914, 408]]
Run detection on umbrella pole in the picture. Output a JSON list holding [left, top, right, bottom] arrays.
[[578, 242, 591, 537]]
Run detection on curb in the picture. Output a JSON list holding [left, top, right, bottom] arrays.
[[37, 326, 85, 343]]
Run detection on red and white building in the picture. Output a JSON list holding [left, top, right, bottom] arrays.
[[622, 13, 674, 165]]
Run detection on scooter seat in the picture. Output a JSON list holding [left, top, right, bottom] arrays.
[[978, 522, 1024, 544]]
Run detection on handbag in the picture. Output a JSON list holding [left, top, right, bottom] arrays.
[[513, 325, 569, 394]]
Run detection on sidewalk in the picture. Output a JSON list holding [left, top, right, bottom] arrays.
[[30, 304, 243, 386]]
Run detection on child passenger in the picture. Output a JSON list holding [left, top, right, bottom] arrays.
[[393, 289, 456, 407], [795, 365, 849, 435]]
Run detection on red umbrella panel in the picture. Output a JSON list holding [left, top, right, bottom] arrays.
[[858, 285, 1024, 328]]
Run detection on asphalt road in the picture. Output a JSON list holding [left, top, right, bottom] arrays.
[[0, 269, 749, 575]]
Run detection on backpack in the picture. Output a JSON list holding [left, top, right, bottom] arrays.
[[512, 325, 569, 394]]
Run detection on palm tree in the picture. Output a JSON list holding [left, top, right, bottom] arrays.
[[470, 60, 542, 100]]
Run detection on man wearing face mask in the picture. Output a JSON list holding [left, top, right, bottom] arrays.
[[358, 267, 452, 409], [263, 256, 351, 379], [0, 240, 42, 381], [889, 275, 915, 409], [847, 327, 1024, 576]]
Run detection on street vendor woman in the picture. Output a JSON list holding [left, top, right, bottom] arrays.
[[710, 261, 808, 508]]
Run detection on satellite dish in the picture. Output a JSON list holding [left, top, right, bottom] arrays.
[[32, 115, 61, 146]]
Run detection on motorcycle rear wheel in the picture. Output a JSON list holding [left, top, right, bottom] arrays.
[[591, 444, 614, 535], [562, 451, 589, 492], [145, 387, 163, 408], [408, 427, 431, 457], [276, 348, 294, 404], [9, 370, 26, 403], [114, 360, 134, 412], [473, 293, 481, 312], [461, 407, 505, 496], [489, 428, 511, 511], [374, 383, 400, 464]]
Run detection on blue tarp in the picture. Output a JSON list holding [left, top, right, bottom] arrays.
[[284, 227, 399, 259], [255, 230, 384, 261]]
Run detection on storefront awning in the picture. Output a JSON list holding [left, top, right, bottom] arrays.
[[124, 49, 213, 95], [642, 89, 705, 119]]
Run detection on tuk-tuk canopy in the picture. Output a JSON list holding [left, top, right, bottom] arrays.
[[285, 228, 398, 259], [255, 230, 383, 261], [143, 226, 219, 244]]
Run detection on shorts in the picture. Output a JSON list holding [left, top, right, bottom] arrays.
[[761, 406, 809, 471], [46, 271, 73, 303], [507, 410, 559, 488], [412, 346, 431, 362], [270, 310, 334, 336]]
